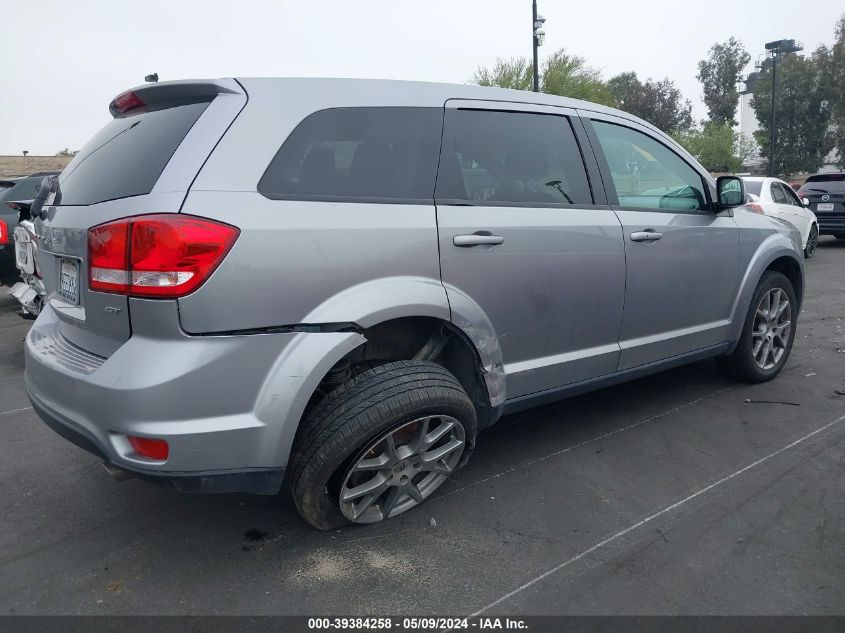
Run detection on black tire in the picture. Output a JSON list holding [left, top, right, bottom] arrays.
[[804, 224, 818, 259], [287, 361, 477, 530], [717, 271, 797, 383]]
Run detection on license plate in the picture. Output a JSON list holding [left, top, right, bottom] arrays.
[[817, 203, 834, 211], [58, 258, 80, 304], [15, 243, 29, 269]]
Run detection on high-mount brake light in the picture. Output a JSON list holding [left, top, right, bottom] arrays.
[[110, 90, 145, 116], [88, 214, 239, 298]]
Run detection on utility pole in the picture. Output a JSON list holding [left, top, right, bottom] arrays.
[[532, 1, 545, 92], [770, 56, 776, 177], [764, 39, 802, 177]]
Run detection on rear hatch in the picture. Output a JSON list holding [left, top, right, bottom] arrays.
[[37, 79, 246, 357], [799, 174, 845, 233]]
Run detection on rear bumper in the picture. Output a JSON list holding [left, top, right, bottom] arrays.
[[815, 212, 845, 235], [24, 302, 366, 494], [27, 384, 283, 493]]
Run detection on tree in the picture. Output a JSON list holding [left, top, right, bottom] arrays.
[[540, 50, 615, 106], [751, 52, 833, 176], [696, 37, 751, 126], [608, 72, 693, 133], [816, 15, 845, 168], [55, 148, 78, 157], [735, 132, 757, 167], [472, 57, 532, 91], [471, 49, 615, 105], [672, 122, 752, 173]]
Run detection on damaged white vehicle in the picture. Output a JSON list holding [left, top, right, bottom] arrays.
[[7, 201, 46, 316]]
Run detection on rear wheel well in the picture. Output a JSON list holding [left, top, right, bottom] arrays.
[[766, 256, 803, 309], [304, 317, 494, 431]]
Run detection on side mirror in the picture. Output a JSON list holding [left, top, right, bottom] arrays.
[[802, 197, 810, 207], [716, 176, 745, 208]]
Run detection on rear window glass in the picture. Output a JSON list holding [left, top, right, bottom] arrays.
[[258, 107, 442, 202], [0, 175, 53, 203], [743, 180, 762, 197], [803, 174, 845, 193], [57, 101, 210, 206]]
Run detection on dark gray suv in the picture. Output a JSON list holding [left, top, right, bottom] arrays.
[[25, 78, 804, 529]]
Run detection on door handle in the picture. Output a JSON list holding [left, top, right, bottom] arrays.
[[630, 230, 663, 242], [453, 233, 504, 247]]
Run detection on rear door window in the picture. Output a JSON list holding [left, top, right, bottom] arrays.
[[435, 109, 593, 205], [57, 100, 211, 206], [258, 107, 443, 203]]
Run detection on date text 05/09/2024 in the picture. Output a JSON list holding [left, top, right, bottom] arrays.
[[307, 617, 528, 630]]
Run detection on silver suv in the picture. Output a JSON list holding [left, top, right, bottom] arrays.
[[25, 78, 804, 529]]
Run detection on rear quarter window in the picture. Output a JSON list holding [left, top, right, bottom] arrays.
[[257, 107, 443, 203], [57, 100, 210, 206]]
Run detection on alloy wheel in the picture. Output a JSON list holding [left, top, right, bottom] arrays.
[[339, 415, 465, 523], [751, 287, 792, 370], [805, 226, 818, 258]]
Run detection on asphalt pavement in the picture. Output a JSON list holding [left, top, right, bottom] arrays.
[[0, 239, 843, 616]]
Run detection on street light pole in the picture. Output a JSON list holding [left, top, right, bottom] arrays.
[[531, 1, 545, 92], [532, 0, 539, 92], [764, 38, 803, 177], [770, 54, 777, 177]]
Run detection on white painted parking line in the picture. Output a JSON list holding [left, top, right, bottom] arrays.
[[435, 386, 736, 502], [0, 406, 32, 417], [470, 412, 845, 617]]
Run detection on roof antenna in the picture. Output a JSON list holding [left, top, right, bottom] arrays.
[[144, 73, 159, 83]]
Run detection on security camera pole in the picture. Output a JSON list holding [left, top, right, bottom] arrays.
[[532, 1, 546, 92], [764, 39, 802, 176]]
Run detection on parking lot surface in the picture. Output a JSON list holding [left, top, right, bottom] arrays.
[[0, 239, 843, 616]]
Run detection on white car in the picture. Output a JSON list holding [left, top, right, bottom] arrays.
[[742, 177, 819, 258]]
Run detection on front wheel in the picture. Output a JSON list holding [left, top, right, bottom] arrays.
[[804, 224, 818, 258], [288, 361, 477, 529], [717, 271, 797, 383]]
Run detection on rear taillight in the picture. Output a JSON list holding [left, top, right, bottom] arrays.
[[746, 203, 765, 215], [128, 436, 169, 460], [89, 220, 130, 293], [0, 219, 7, 245], [88, 214, 238, 298]]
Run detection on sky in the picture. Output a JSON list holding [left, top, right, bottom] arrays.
[[1, 0, 842, 155]]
